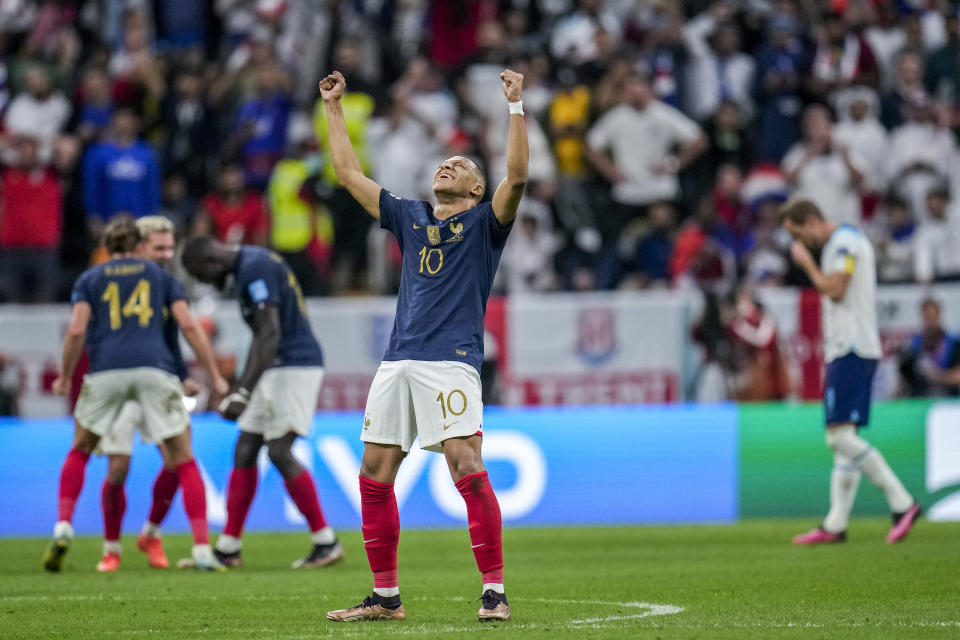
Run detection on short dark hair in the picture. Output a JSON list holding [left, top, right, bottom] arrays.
[[779, 198, 824, 225], [180, 235, 216, 274], [103, 216, 140, 254]]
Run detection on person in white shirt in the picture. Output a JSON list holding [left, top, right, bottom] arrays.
[[782, 105, 866, 226], [913, 185, 960, 283], [780, 198, 921, 546], [683, 10, 755, 121], [3, 67, 70, 161], [832, 87, 888, 194], [586, 73, 706, 236]]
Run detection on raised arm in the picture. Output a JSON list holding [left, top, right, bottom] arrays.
[[319, 71, 383, 219], [491, 69, 529, 226]]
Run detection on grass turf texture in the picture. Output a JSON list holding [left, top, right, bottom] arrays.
[[1, 519, 958, 639]]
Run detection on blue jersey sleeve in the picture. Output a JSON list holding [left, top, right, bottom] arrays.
[[485, 203, 513, 249], [164, 272, 187, 307], [237, 257, 282, 309], [70, 271, 96, 306], [379, 189, 408, 235]]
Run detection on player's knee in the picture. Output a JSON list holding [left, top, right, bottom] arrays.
[[266, 441, 302, 478], [825, 424, 862, 457], [233, 433, 262, 468], [106, 457, 130, 484]]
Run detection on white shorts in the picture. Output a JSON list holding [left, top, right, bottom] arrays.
[[96, 400, 142, 456], [237, 367, 324, 441], [362, 360, 484, 453], [75, 368, 188, 445]]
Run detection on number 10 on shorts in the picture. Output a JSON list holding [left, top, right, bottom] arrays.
[[436, 389, 467, 419]]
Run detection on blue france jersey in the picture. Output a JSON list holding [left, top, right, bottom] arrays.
[[379, 189, 512, 371], [234, 246, 323, 368], [71, 258, 185, 375]]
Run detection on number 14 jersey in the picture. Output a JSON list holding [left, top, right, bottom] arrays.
[[378, 189, 512, 372], [71, 258, 185, 375]]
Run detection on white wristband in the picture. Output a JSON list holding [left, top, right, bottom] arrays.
[[508, 101, 524, 116]]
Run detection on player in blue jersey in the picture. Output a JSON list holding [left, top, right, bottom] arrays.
[[319, 68, 528, 623], [43, 218, 224, 572], [180, 238, 342, 569], [93, 216, 230, 572]]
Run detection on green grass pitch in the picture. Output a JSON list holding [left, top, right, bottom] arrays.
[[2, 519, 958, 639]]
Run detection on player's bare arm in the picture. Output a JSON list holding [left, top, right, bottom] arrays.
[[171, 300, 230, 396], [219, 305, 280, 421], [790, 240, 852, 302], [52, 302, 91, 396], [490, 69, 529, 226], [319, 71, 383, 219]]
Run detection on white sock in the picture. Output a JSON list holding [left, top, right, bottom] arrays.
[[215, 535, 242, 554], [858, 449, 914, 513], [311, 526, 336, 545], [193, 543, 213, 560], [103, 541, 122, 555], [826, 425, 914, 514], [141, 522, 161, 538], [483, 583, 505, 594], [822, 454, 861, 533], [373, 587, 400, 597], [53, 521, 74, 540]]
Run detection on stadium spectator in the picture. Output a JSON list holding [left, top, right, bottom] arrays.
[[3, 65, 70, 159], [782, 105, 866, 226], [161, 71, 215, 197], [913, 185, 960, 283], [82, 109, 161, 230], [833, 87, 888, 198], [550, 0, 622, 66], [886, 93, 956, 218], [193, 164, 268, 246], [500, 209, 559, 294], [880, 51, 928, 129], [808, 11, 879, 102], [753, 14, 806, 161], [898, 297, 960, 397], [683, 6, 755, 122], [924, 8, 960, 105], [727, 288, 791, 401], [586, 73, 706, 240], [0, 135, 63, 303], [871, 196, 917, 283], [620, 200, 676, 289], [72, 67, 114, 144], [229, 65, 292, 190], [108, 10, 165, 108]]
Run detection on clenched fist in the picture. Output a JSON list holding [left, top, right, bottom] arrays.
[[319, 71, 346, 102], [500, 69, 523, 102]]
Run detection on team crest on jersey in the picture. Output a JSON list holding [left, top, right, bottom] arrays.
[[446, 221, 465, 243], [427, 225, 442, 245], [576, 308, 617, 365]]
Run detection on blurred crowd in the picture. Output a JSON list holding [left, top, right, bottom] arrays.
[[1, 0, 960, 304]]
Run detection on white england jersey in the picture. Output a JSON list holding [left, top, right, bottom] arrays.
[[820, 225, 883, 363]]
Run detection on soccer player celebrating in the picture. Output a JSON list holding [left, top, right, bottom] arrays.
[[94, 216, 229, 572], [319, 68, 527, 623], [781, 199, 922, 544], [43, 218, 222, 572], [180, 237, 341, 569]]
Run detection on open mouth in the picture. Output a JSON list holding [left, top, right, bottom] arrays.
[[437, 172, 454, 181]]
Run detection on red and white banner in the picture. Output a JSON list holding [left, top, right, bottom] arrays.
[[4, 285, 959, 415]]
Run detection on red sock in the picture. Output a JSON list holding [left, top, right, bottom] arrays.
[[147, 468, 179, 527], [176, 460, 209, 545], [58, 448, 90, 522], [283, 470, 328, 533], [359, 475, 400, 589], [455, 471, 503, 584], [101, 480, 126, 542], [223, 466, 258, 538]]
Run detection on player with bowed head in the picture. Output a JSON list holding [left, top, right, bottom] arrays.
[[319, 68, 527, 623], [180, 237, 342, 569], [781, 199, 922, 545], [92, 216, 230, 572], [43, 218, 224, 572]]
